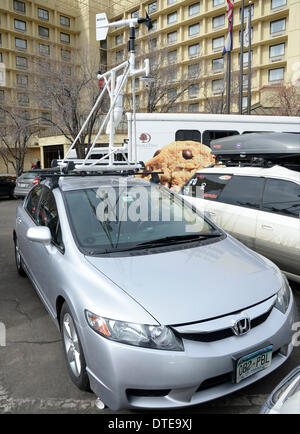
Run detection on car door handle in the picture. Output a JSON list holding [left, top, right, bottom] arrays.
[[17, 217, 22, 224], [261, 224, 273, 230]]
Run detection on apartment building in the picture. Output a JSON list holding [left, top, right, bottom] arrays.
[[108, 0, 300, 113]]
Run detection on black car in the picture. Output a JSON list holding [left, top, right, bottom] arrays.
[[0, 177, 16, 199]]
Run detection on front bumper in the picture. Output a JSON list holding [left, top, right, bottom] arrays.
[[80, 294, 297, 411]]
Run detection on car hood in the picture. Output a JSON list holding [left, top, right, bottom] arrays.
[[85, 237, 281, 325]]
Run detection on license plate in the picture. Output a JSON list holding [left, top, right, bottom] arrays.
[[235, 345, 273, 384], [18, 183, 26, 188]]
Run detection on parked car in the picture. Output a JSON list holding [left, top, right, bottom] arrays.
[[14, 175, 297, 410], [14, 169, 60, 198], [181, 134, 300, 283], [260, 366, 300, 414], [0, 176, 16, 199]]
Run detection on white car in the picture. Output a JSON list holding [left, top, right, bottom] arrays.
[[182, 164, 300, 283]]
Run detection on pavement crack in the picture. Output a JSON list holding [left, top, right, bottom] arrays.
[[0, 298, 32, 323]]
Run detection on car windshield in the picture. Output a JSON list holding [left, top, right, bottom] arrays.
[[64, 183, 220, 255]]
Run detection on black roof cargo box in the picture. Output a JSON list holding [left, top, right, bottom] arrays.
[[210, 132, 300, 171]]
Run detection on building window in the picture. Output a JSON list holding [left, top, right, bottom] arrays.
[[213, 0, 224, 6], [14, 19, 26, 32], [60, 16, 70, 27], [271, 0, 286, 9], [169, 67, 177, 82], [15, 37, 27, 50], [39, 43, 50, 56], [189, 3, 200, 16], [0, 52, 2, 63], [115, 34, 123, 45], [0, 109, 5, 123], [16, 55, 28, 69], [0, 34, 2, 47], [212, 57, 224, 72], [188, 43, 199, 57], [239, 27, 253, 44], [239, 50, 253, 65], [213, 14, 225, 29], [38, 8, 49, 21], [212, 78, 224, 94], [149, 38, 157, 50], [150, 19, 157, 31], [0, 90, 4, 104], [188, 62, 200, 78], [131, 10, 139, 18], [38, 26, 50, 38], [60, 32, 70, 44], [212, 36, 224, 51], [14, 0, 26, 14], [61, 49, 71, 61], [18, 93, 29, 107], [16, 74, 28, 87], [269, 67, 284, 83], [270, 18, 286, 34], [188, 103, 199, 112], [269, 43, 285, 59], [240, 4, 254, 19], [189, 23, 200, 37], [148, 1, 157, 14], [167, 0, 177, 5], [167, 50, 177, 64], [167, 88, 177, 101], [41, 112, 51, 124], [167, 31, 177, 44], [116, 50, 124, 63], [188, 84, 199, 99], [243, 74, 248, 89], [167, 11, 177, 25], [242, 96, 248, 109]]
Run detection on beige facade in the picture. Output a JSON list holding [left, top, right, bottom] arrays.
[[108, 0, 300, 112]]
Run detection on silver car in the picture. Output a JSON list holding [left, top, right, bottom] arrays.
[[14, 175, 297, 410], [14, 171, 41, 198]]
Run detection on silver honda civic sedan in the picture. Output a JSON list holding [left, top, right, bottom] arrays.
[[14, 175, 297, 410]]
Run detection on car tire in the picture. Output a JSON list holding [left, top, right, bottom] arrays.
[[14, 237, 27, 277], [60, 303, 90, 391]]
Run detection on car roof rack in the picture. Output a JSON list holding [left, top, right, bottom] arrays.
[[210, 132, 300, 172], [51, 12, 155, 177]]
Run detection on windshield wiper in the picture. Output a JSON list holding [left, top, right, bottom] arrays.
[[112, 231, 222, 252]]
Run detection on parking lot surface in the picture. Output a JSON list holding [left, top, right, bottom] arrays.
[[0, 198, 299, 414]]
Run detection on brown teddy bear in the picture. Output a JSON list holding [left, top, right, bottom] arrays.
[[141, 141, 215, 192]]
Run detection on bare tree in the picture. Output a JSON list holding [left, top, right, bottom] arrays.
[[267, 84, 300, 116], [33, 51, 109, 159], [126, 41, 203, 113], [0, 108, 39, 176]]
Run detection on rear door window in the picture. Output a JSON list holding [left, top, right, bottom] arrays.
[[25, 185, 43, 221], [262, 178, 300, 218], [202, 130, 239, 147], [183, 173, 232, 200], [218, 176, 265, 210]]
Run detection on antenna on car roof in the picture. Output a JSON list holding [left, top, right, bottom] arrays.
[[53, 12, 155, 175]]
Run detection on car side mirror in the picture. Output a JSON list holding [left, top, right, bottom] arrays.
[[27, 226, 51, 245]]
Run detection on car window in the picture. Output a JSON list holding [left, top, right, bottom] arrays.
[[37, 188, 63, 248], [183, 173, 232, 200], [25, 185, 43, 220], [218, 176, 265, 210], [262, 179, 300, 218], [19, 173, 36, 180]]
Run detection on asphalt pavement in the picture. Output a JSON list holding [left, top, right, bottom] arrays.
[[0, 198, 299, 414]]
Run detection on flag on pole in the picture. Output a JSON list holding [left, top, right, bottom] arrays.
[[222, 0, 234, 56], [243, 10, 251, 47]]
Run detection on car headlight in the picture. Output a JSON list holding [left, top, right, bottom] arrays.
[[274, 274, 291, 314], [85, 310, 184, 351]]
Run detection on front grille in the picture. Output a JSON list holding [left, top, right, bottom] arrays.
[[180, 308, 273, 343]]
